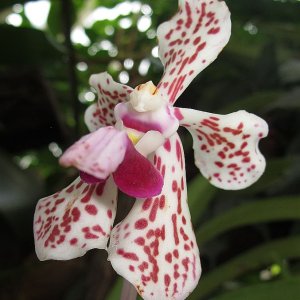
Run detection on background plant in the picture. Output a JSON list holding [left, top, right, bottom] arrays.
[[0, 0, 300, 299]]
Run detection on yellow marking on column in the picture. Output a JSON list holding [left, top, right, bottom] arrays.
[[128, 132, 141, 145]]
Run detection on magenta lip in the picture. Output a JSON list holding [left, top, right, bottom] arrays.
[[122, 115, 163, 133], [80, 171, 107, 184]]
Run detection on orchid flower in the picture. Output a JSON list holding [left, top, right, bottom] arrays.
[[34, 0, 268, 299]]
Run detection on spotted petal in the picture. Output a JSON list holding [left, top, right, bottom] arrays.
[[34, 177, 117, 260], [85, 72, 133, 131], [176, 107, 268, 190], [84, 103, 101, 132], [108, 134, 201, 300], [59, 126, 128, 181], [157, 0, 231, 104]]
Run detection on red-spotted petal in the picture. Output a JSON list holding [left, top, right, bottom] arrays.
[[177, 107, 268, 190], [59, 126, 128, 180], [85, 72, 133, 130], [84, 103, 102, 132], [157, 0, 231, 104], [113, 139, 164, 198], [34, 177, 117, 260], [108, 134, 201, 300]]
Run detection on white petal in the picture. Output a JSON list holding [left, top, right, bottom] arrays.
[[108, 134, 201, 300], [34, 177, 117, 260], [177, 107, 268, 190], [157, 0, 231, 104], [85, 72, 133, 130], [84, 103, 102, 132]]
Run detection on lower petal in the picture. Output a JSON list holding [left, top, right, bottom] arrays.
[[177, 108, 268, 190], [108, 134, 201, 300], [34, 177, 117, 260]]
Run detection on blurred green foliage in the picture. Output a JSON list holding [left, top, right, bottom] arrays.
[[0, 0, 300, 299]]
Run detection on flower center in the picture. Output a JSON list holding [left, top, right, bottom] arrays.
[[129, 81, 166, 112]]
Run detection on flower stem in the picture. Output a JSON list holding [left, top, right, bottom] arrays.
[[120, 279, 137, 300]]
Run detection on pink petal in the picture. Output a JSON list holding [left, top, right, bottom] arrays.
[[34, 177, 117, 260], [59, 126, 128, 180], [157, 0, 231, 104], [177, 107, 268, 190], [85, 72, 133, 130], [108, 134, 201, 300], [113, 140, 164, 198]]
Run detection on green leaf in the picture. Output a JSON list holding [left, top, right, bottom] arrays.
[[105, 277, 123, 300], [188, 176, 217, 225], [217, 90, 282, 114], [0, 25, 62, 65], [211, 276, 300, 300], [47, 0, 62, 40], [0, 0, 37, 10], [106, 277, 143, 300], [196, 196, 300, 245], [189, 236, 300, 299]]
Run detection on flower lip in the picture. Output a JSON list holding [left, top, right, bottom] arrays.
[[129, 81, 166, 112], [113, 139, 164, 198]]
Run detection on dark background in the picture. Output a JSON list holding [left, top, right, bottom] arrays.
[[1, 0, 300, 299]]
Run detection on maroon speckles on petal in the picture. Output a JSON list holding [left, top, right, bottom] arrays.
[[163, 139, 171, 152], [81, 185, 96, 203], [165, 253, 173, 263], [172, 214, 180, 246], [135, 218, 148, 230], [108, 135, 201, 299], [85, 204, 98, 215], [142, 198, 152, 211], [71, 207, 81, 222], [117, 249, 139, 261], [69, 238, 78, 246], [174, 107, 184, 121], [86, 73, 133, 130], [34, 177, 117, 260], [135, 237, 146, 246], [159, 195, 166, 209], [178, 108, 268, 190], [149, 198, 160, 222], [107, 209, 113, 219]]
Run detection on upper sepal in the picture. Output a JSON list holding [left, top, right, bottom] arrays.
[[157, 0, 231, 104], [85, 72, 133, 130]]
